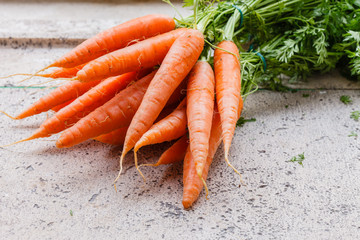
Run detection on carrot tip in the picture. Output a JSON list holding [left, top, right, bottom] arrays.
[[138, 162, 160, 168], [113, 153, 126, 185], [0, 135, 37, 148], [0, 73, 33, 79], [134, 150, 146, 182], [55, 139, 63, 148], [182, 200, 192, 209], [0, 110, 18, 120], [17, 65, 53, 84], [224, 153, 246, 186], [197, 171, 209, 200]]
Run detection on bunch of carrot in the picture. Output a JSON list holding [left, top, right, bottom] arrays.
[[2, 12, 245, 209]]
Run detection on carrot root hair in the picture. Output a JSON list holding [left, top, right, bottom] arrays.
[[138, 162, 160, 168], [113, 152, 126, 185], [21, 78, 60, 88], [0, 110, 18, 120], [198, 171, 209, 200], [57, 77, 79, 81], [17, 65, 54, 84], [0, 135, 38, 148], [224, 149, 246, 186], [134, 150, 147, 182], [0, 73, 34, 79]]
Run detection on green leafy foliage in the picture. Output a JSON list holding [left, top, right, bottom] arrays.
[[340, 95, 352, 104], [183, 0, 195, 7], [177, 0, 360, 95], [287, 153, 305, 166], [350, 111, 360, 121], [236, 117, 256, 127], [348, 131, 358, 137]]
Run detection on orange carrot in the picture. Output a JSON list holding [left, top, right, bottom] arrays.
[[0, 64, 85, 80], [186, 61, 215, 180], [142, 135, 189, 167], [50, 15, 175, 68], [182, 109, 222, 209], [56, 70, 157, 148], [118, 29, 204, 181], [51, 99, 75, 112], [133, 98, 187, 178], [134, 98, 187, 152], [13, 79, 101, 119], [183, 100, 244, 209], [93, 103, 174, 146], [38, 64, 86, 78], [74, 28, 187, 82], [214, 40, 242, 173], [94, 126, 128, 145], [166, 76, 187, 105], [27, 72, 140, 140]]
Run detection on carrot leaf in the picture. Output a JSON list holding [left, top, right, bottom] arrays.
[[350, 111, 360, 121], [348, 131, 358, 138], [287, 153, 305, 167], [236, 117, 256, 127], [340, 95, 352, 105]]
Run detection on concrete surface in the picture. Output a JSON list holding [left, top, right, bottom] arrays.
[[0, 1, 360, 240]]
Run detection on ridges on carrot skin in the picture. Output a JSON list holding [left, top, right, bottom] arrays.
[[115, 29, 204, 184], [55, 70, 157, 149], [51, 14, 176, 68], [133, 98, 187, 179], [18, 80, 101, 120], [72, 28, 187, 82], [134, 98, 187, 152], [186, 61, 215, 196], [214, 40, 243, 182], [182, 106, 222, 209], [34, 72, 140, 138], [0, 78, 101, 121]]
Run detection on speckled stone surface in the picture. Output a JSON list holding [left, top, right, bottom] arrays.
[[0, 1, 360, 240]]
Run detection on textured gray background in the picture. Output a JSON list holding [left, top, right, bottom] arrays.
[[0, 1, 359, 239]]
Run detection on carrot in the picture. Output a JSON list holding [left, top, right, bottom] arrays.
[[50, 14, 175, 69], [118, 29, 204, 182], [214, 40, 242, 174], [27, 71, 140, 141], [141, 135, 189, 167], [186, 61, 215, 181], [166, 76, 187, 105], [183, 100, 244, 209], [38, 64, 86, 78], [182, 109, 221, 209], [56, 70, 157, 148], [134, 98, 187, 152], [51, 99, 75, 112], [74, 28, 187, 82], [133, 98, 187, 178], [93, 103, 175, 146], [0, 64, 85, 80], [11, 79, 101, 120], [94, 126, 128, 145]]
